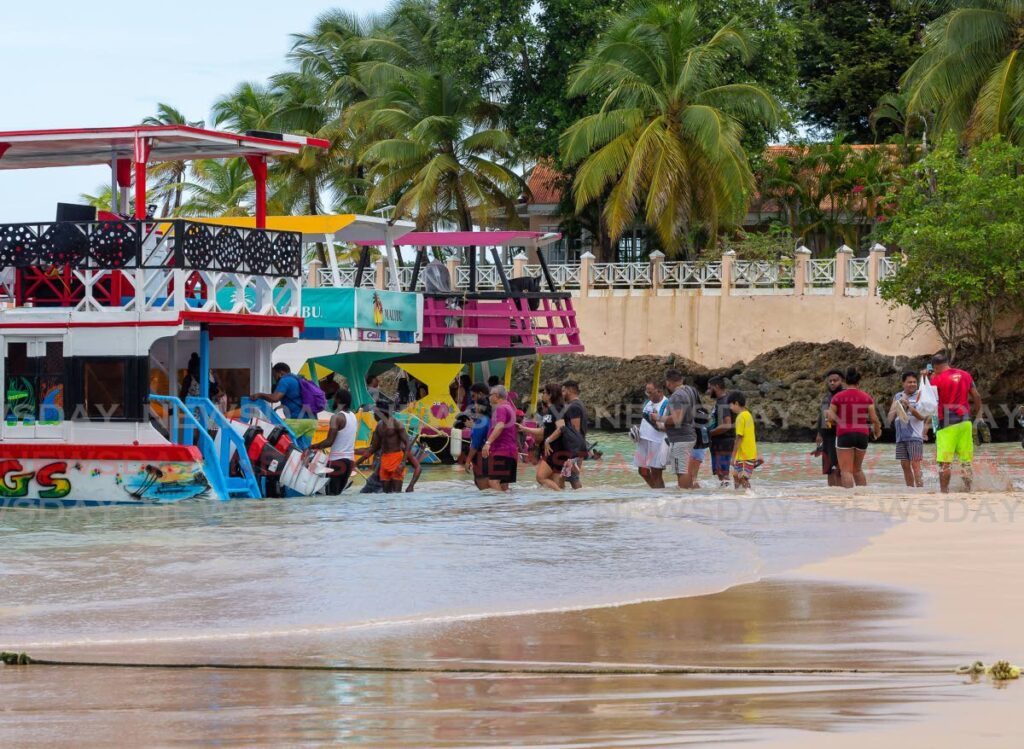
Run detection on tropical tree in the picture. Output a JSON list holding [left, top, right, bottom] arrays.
[[177, 159, 254, 217], [142, 103, 204, 215], [903, 0, 1024, 145], [880, 134, 1024, 356], [356, 70, 525, 230], [560, 1, 780, 257], [349, 2, 526, 232], [80, 185, 123, 213]]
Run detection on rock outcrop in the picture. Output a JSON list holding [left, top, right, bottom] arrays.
[[511, 339, 1024, 441]]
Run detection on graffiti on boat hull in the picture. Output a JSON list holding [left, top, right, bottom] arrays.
[[0, 458, 210, 504], [123, 463, 210, 501]]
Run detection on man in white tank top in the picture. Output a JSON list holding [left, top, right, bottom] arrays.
[[307, 388, 357, 495]]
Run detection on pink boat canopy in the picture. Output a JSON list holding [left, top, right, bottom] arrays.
[[354, 230, 561, 249]]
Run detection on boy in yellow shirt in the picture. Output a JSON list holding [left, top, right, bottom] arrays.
[[728, 391, 758, 489]]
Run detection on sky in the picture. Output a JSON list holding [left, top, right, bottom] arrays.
[[0, 0, 384, 223]]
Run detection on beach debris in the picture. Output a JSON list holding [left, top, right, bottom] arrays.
[[957, 661, 987, 677], [955, 660, 1021, 681], [988, 661, 1020, 681], [0, 652, 32, 665]]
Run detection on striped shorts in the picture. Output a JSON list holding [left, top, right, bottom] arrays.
[[895, 440, 923, 462]]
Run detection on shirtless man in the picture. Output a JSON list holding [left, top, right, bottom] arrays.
[[358, 401, 421, 493]]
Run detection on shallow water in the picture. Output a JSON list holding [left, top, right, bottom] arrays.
[[3, 438, 1020, 652]]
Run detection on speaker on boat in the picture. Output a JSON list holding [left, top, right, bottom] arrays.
[[55, 203, 96, 222]]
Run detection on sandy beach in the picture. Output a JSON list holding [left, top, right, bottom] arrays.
[[3, 484, 1024, 747]]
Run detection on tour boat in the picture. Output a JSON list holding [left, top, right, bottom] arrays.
[[0, 124, 337, 507]]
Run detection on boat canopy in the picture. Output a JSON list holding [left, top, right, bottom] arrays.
[[0, 125, 327, 169], [202, 214, 417, 291], [354, 230, 562, 249], [197, 214, 415, 244]]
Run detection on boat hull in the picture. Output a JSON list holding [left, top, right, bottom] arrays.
[[0, 446, 212, 508]]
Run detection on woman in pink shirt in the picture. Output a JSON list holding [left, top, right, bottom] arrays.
[[827, 367, 882, 489]]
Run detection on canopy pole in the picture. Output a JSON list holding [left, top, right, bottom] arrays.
[[504, 356, 513, 390], [199, 325, 210, 401], [109, 154, 118, 214], [529, 354, 542, 416], [384, 229, 401, 292], [325, 234, 342, 287], [244, 155, 268, 229], [133, 136, 150, 220]]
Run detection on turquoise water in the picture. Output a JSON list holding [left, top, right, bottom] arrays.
[[0, 437, 1019, 651]]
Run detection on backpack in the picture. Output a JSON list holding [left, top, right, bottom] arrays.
[[688, 386, 711, 449], [291, 374, 327, 416]]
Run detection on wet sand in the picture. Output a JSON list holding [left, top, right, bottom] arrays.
[[2, 492, 1023, 747]]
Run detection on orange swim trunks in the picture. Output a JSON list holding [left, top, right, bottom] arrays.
[[379, 451, 406, 481]]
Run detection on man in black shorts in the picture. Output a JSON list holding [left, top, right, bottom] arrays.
[[816, 369, 845, 486]]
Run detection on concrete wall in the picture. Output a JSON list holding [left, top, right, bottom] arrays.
[[572, 290, 940, 367]]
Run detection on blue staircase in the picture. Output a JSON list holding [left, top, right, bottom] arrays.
[[239, 398, 305, 447], [150, 394, 262, 501]]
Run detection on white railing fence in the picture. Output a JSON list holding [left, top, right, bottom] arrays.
[[589, 262, 652, 289], [304, 246, 902, 297], [660, 261, 722, 289], [731, 260, 795, 290], [805, 258, 836, 293], [524, 263, 582, 290]]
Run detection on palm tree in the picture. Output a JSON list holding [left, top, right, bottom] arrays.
[[350, 2, 524, 233], [903, 1, 1024, 144], [142, 104, 204, 215], [356, 68, 524, 231], [560, 1, 779, 257], [177, 159, 254, 217], [80, 184, 119, 213]]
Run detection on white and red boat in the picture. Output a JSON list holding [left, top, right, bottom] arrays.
[[0, 125, 330, 507]]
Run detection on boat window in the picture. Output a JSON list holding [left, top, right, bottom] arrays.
[[3, 340, 65, 423], [82, 360, 126, 419]]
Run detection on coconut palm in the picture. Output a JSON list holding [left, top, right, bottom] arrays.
[[177, 159, 254, 217], [561, 1, 779, 256], [355, 68, 525, 231], [142, 104, 204, 215], [903, 1, 1024, 144]]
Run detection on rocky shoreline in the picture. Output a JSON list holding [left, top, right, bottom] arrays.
[[512, 339, 1024, 442]]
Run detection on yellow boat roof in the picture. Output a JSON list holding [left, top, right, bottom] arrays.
[[196, 214, 416, 243]]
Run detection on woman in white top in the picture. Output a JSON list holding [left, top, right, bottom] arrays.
[[634, 381, 670, 488], [307, 389, 357, 495]]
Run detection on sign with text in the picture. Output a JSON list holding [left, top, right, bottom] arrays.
[[300, 287, 421, 334]]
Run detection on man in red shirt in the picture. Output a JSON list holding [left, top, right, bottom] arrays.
[[929, 354, 983, 493]]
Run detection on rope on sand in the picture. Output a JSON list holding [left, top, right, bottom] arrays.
[[0, 652, 1019, 680]]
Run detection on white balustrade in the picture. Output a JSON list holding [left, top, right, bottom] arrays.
[[878, 256, 900, 281], [847, 257, 870, 285], [589, 262, 652, 289], [659, 261, 722, 289], [317, 264, 376, 288], [805, 258, 836, 293], [455, 264, 502, 290], [731, 260, 794, 290], [524, 263, 582, 289]]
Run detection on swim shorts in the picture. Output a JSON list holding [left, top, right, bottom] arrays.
[[895, 440, 923, 462], [836, 433, 869, 450], [935, 420, 973, 464], [733, 460, 758, 478], [379, 451, 406, 481], [668, 440, 696, 475], [485, 455, 518, 483]]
